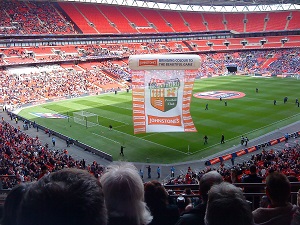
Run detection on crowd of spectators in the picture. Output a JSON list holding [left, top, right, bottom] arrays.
[[197, 48, 300, 77], [1, 46, 299, 77], [0, 119, 105, 189], [2, 160, 300, 225], [0, 48, 299, 108], [0, 1, 76, 35], [0, 64, 127, 107], [0, 110, 299, 224], [164, 141, 300, 188]]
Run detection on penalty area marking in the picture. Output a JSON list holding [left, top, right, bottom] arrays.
[[92, 124, 188, 155], [92, 132, 121, 144], [98, 114, 129, 125]]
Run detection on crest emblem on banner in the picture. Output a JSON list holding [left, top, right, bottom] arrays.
[[149, 78, 180, 112]]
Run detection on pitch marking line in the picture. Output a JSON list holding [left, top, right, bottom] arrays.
[[141, 133, 158, 138], [90, 99, 132, 111], [92, 132, 121, 144], [92, 124, 187, 155], [98, 114, 129, 125], [113, 124, 128, 129]]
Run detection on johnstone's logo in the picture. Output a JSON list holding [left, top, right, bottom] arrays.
[[193, 91, 246, 100], [149, 78, 180, 112], [139, 59, 158, 66]]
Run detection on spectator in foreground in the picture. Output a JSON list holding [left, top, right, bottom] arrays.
[[205, 182, 254, 225], [16, 168, 107, 225], [291, 189, 300, 225], [1, 183, 33, 225], [100, 162, 153, 225], [144, 180, 179, 225], [252, 172, 297, 225], [176, 171, 223, 225], [242, 164, 263, 209]]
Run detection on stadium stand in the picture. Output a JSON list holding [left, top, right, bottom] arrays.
[[225, 13, 245, 33], [140, 8, 175, 33], [203, 13, 226, 31], [0, 1, 300, 223], [265, 11, 290, 31], [287, 11, 300, 30], [180, 11, 207, 32], [245, 12, 267, 32], [117, 6, 157, 33], [58, 2, 97, 34], [158, 10, 191, 33], [97, 4, 137, 34], [0, 0, 76, 35], [74, 3, 118, 34]]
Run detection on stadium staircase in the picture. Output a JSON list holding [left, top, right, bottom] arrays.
[[140, 8, 174, 33], [287, 11, 300, 30], [180, 12, 207, 32], [224, 13, 245, 33], [182, 41, 195, 51], [102, 69, 121, 81], [58, 2, 98, 34], [245, 13, 267, 32], [265, 12, 289, 31], [158, 10, 189, 33], [97, 4, 136, 34], [117, 6, 156, 33], [53, 2, 81, 33], [74, 3, 117, 34], [203, 13, 226, 31], [261, 57, 278, 69]]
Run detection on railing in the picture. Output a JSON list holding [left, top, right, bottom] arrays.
[[164, 182, 300, 210], [1, 181, 299, 209]]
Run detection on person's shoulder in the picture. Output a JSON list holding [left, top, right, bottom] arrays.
[[176, 204, 206, 225], [181, 203, 206, 216]]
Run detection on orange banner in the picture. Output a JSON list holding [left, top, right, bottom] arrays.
[[132, 69, 197, 134]]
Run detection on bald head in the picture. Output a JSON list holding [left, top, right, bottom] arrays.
[[200, 171, 223, 202]]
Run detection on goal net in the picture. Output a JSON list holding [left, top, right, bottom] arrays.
[[73, 111, 98, 128]]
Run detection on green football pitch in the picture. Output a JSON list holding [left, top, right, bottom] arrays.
[[18, 75, 300, 164]]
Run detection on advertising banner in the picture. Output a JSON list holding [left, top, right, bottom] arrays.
[[129, 54, 200, 134]]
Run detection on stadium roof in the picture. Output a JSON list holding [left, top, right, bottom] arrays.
[[50, 0, 300, 11], [144, 0, 300, 6]]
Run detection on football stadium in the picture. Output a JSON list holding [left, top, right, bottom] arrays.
[[0, 0, 300, 224]]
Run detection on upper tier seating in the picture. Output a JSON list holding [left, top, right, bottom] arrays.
[[158, 10, 190, 32], [265, 11, 289, 31], [1, 2, 300, 35], [203, 13, 225, 31], [0, 0, 76, 35], [139, 8, 174, 33], [245, 13, 267, 32], [225, 13, 245, 33], [180, 12, 207, 32], [287, 11, 300, 30], [58, 2, 97, 34], [74, 3, 118, 34], [117, 6, 156, 33], [97, 4, 137, 33]]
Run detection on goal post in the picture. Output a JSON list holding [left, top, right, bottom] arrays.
[[73, 111, 99, 128]]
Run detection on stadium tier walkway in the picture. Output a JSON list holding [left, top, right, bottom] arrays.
[[1, 110, 299, 182]]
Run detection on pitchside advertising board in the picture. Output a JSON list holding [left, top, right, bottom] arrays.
[[129, 54, 200, 134]]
